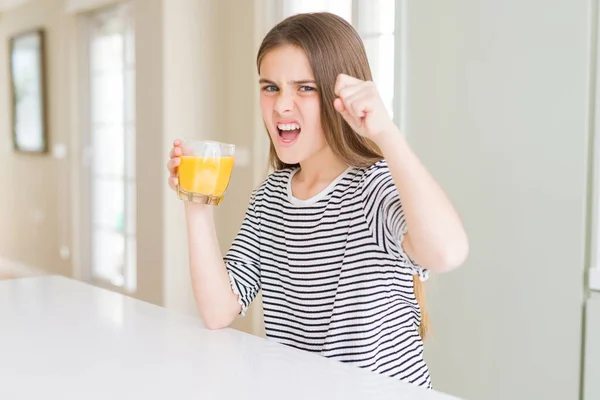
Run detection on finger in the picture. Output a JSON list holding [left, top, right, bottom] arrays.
[[351, 97, 374, 121], [334, 97, 346, 114], [167, 157, 180, 174], [335, 73, 364, 95], [338, 73, 363, 84], [181, 146, 192, 156], [334, 98, 361, 128], [338, 83, 365, 102], [170, 146, 182, 159], [334, 98, 353, 121], [168, 176, 178, 191], [173, 138, 182, 147], [343, 91, 371, 119]]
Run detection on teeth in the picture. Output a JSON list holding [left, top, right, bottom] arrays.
[[277, 123, 300, 131]]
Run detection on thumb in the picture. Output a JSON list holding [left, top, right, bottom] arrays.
[[334, 97, 351, 120], [334, 97, 360, 129]]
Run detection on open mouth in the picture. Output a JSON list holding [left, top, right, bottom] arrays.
[[277, 122, 301, 144]]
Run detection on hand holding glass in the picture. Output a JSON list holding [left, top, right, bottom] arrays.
[[175, 139, 235, 205]]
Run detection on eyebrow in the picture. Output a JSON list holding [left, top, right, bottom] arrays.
[[258, 79, 317, 85]]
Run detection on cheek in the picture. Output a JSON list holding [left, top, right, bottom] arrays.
[[259, 95, 272, 117], [301, 98, 324, 138], [260, 96, 277, 136]]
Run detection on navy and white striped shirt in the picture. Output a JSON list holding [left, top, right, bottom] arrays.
[[224, 160, 431, 388]]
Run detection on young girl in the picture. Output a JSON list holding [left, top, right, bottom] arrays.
[[166, 12, 468, 389]]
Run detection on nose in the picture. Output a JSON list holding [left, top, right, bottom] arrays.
[[273, 89, 294, 115]]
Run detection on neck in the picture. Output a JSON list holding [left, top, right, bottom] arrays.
[[296, 146, 348, 185]]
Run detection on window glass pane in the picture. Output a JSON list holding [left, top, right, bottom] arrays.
[[91, 33, 123, 74], [124, 15, 135, 67], [92, 178, 124, 232], [284, 0, 352, 22], [363, 34, 394, 117], [92, 229, 125, 287], [91, 70, 124, 124], [357, 0, 395, 36], [92, 124, 124, 177], [88, 3, 136, 292]]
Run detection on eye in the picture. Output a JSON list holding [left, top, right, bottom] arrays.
[[299, 86, 316, 92], [262, 85, 278, 92]]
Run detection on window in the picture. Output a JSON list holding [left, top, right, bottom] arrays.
[[283, 0, 352, 23], [84, 3, 136, 292], [282, 0, 396, 118]]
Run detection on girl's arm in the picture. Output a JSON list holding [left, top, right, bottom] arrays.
[[374, 129, 469, 273], [168, 140, 241, 329], [334, 74, 469, 272], [185, 203, 242, 329]]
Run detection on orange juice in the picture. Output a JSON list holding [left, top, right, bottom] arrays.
[[178, 156, 235, 198]]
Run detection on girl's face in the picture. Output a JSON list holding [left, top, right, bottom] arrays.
[[259, 45, 329, 166]]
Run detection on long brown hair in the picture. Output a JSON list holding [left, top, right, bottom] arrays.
[[256, 12, 429, 339]]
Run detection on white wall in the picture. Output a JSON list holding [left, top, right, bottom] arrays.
[[403, 1, 590, 399], [584, 293, 600, 400], [133, 0, 166, 304], [0, 0, 73, 277]]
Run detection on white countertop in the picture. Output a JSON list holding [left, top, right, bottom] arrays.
[[0, 276, 460, 400]]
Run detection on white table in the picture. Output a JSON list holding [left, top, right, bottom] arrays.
[[0, 276, 460, 399]]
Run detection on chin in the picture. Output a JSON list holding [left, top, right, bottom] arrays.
[[269, 141, 297, 166], [275, 150, 301, 166]]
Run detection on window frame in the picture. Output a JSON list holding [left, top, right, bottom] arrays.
[[79, 2, 137, 293]]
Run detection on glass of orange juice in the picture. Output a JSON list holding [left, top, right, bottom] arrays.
[[177, 139, 235, 205]]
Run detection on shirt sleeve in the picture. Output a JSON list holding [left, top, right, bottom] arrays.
[[361, 161, 429, 281], [223, 190, 262, 316]]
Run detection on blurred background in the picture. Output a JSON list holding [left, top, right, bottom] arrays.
[[0, 0, 598, 399]]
